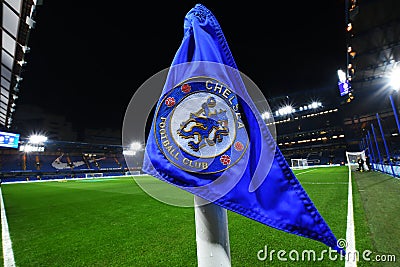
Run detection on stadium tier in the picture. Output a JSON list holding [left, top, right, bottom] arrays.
[[268, 95, 347, 166], [0, 140, 138, 182], [1, 153, 123, 173]]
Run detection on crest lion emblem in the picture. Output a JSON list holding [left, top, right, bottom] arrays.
[[177, 97, 229, 152]]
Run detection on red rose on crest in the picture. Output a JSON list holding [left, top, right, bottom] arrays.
[[165, 97, 176, 107], [234, 141, 244, 151], [181, 84, 191, 93], [220, 155, 231, 165]]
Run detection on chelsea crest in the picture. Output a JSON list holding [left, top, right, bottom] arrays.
[[154, 77, 249, 174]]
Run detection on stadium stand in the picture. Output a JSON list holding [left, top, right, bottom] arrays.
[[0, 139, 141, 182], [267, 92, 347, 166], [0, 153, 24, 172], [0, 86, 352, 181], [37, 154, 59, 172]]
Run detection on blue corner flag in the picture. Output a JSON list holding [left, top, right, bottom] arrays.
[[142, 3, 342, 253]]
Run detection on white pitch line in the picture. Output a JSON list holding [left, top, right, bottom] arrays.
[[295, 169, 317, 175], [301, 182, 348, 185], [0, 187, 16, 267], [345, 166, 357, 267]]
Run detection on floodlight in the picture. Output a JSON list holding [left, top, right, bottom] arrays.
[[19, 144, 44, 152], [389, 67, 400, 91], [277, 105, 294, 116], [28, 134, 47, 144], [21, 45, 30, 53], [261, 112, 270, 120], [130, 142, 143, 152], [123, 150, 135, 156], [310, 101, 322, 109], [18, 60, 27, 66], [337, 69, 346, 83], [15, 75, 23, 82], [123, 142, 143, 156]]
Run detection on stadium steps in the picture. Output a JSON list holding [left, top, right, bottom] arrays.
[[66, 155, 74, 169], [114, 157, 122, 169], [82, 155, 91, 169], [92, 157, 101, 170], [35, 155, 40, 170]]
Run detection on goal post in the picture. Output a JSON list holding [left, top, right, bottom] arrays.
[[84, 173, 104, 179], [291, 158, 309, 169], [345, 150, 368, 171], [125, 170, 141, 176]]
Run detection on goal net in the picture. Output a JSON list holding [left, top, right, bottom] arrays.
[[85, 173, 104, 178], [346, 150, 368, 172], [291, 158, 309, 169]]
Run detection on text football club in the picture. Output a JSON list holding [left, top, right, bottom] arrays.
[[154, 77, 249, 174]]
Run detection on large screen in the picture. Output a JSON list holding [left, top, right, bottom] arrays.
[[0, 131, 20, 148]]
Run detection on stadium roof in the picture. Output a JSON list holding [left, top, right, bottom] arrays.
[[0, 0, 41, 128]]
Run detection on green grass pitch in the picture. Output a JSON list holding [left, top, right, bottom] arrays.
[[0, 166, 395, 266]]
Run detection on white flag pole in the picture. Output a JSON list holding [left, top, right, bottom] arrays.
[[194, 195, 231, 267]]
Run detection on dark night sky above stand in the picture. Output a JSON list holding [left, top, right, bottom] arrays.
[[17, 1, 346, 131]]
